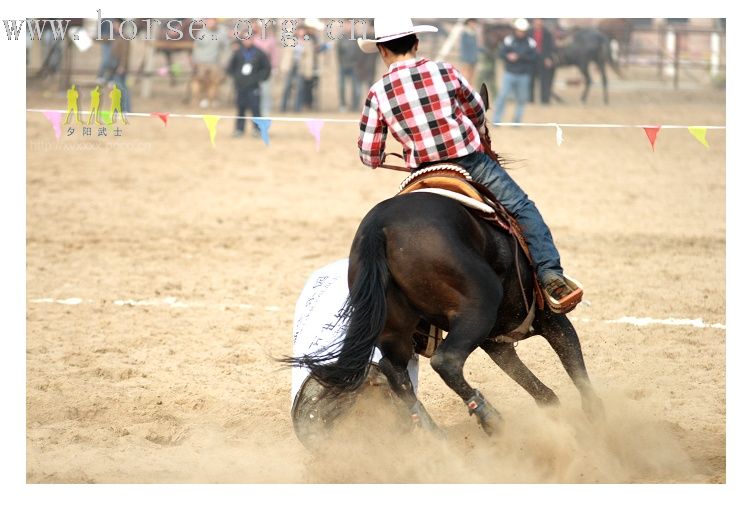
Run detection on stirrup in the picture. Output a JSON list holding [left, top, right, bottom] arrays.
[[543, 274, 584, 314]]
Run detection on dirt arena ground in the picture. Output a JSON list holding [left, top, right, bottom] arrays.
[[26, 75, 725, 483]]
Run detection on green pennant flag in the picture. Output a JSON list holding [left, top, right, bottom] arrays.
[[688, 126, 710, 149], [99, 110, 114, 126], [202, 115, 220, 147]]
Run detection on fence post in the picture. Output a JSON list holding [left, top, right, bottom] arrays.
[[664, 28, 676, 78], [673, 31, 680, 90], [710, 32, 720, 78], [657, 27, 664, 79], [140, 40, 155, 99]]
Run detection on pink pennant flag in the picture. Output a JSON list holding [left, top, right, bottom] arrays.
[[642, 125, 661, 151], [306, 119, 325, 151], [151, 112, 169, 126], [42, 110, 62, 140]]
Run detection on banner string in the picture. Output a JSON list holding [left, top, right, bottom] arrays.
[[25, 109, 726, 130]]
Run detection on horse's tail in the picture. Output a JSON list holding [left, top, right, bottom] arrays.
[[282, 215, 389, 396]]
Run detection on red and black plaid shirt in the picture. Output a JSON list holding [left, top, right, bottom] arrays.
[[358, 57, 486, 169]]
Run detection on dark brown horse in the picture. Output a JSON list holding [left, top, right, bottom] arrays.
[[552, 27, 622, 104], [284, 86, 603, 436]]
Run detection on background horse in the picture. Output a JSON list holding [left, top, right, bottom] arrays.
[[285, 86, 604, 436], [597, 18, 634, 68], [552, 27, 622, 104]]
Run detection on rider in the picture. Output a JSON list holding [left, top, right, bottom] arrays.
[[356, 18, 578, 309]]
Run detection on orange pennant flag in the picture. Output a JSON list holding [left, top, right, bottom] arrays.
[[642, 125, 661, 151]]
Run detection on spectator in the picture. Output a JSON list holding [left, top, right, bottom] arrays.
[[459, 18, 479, 86], [252, 21, 280, 117], [529, 18, 555, 104], [95, 18, 113, 84], [279, 25, 307, 112], [227, 33, 271, 137], [280, 22, 321, 112], [108, 19, 131, 113], [475, 22, 498, 98], [336, 21, 362, 112], [493, 18, 536, 125], [300, 21, 325, 111], [355, 44, 380, 97], [191, 18, 228, 108]]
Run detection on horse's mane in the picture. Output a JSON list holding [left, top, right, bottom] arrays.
[[479, 122, 517, 169]]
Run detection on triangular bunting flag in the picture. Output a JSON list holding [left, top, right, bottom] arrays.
[[42, 110, 62, 140], [151, 112, 169, 126], [202, 115, 220, 147], [252, 118, 272, 146], [99, 110, 114, 126], [642, 125, 661, 151], [555, 124, 564, 146], [688, 126, 709, 149], [306, 119, 325, 151]]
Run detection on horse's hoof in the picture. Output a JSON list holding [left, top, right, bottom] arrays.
[[465, 391, 504, 436], [479, 416, 504, 436], [410, 413, 447, 440], [535, 391, 561, 408], [583, 395, 606, 423]]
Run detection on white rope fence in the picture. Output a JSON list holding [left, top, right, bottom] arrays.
[[25, 108, 726, 129]]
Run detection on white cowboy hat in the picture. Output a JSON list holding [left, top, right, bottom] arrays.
[[513, 18, 530, 32], [358, 18, 438, 54]]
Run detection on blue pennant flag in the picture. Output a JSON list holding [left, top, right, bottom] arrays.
[[252, 118, 272, 146]]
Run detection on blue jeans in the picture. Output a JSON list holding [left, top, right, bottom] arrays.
[[281, 64, 304, 113], [97, 41, 113, 80], [112, 73, 130, 113], [338, 66, 361, 111], [493, 72, 530, 124], [452, 151, 563, 282]]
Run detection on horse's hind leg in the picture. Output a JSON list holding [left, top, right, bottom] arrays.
[[597, 57, 609, 104], [429, 277, 504, 435], [537, 311, 605, 421], [377, 355, 442, 436], [377, 287, 442, 435], [480, 340, 560, 407], [579, 61, 592, 103]]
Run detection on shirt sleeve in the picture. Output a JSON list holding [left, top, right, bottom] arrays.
[[357, 90, 387, 169], [449, 63, 486, 129]]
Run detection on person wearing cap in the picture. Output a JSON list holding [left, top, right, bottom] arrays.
[[357, 18, 577, 306], [191, 18, 228, 109], [493, 18, 537, 124]]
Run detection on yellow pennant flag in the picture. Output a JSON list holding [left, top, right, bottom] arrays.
[[688, 126, 710, 149], [202, 115, 220, 147]]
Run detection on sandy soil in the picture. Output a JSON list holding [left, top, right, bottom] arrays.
[[26, 76, 725, 483]]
